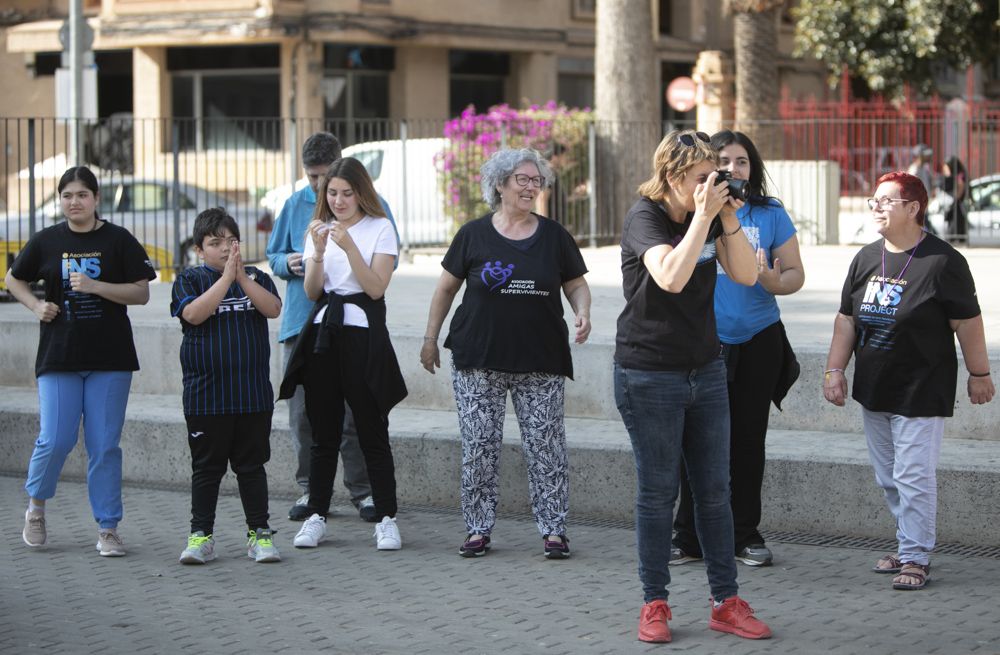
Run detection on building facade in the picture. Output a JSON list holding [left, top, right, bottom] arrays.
[[3, 1, 828, 126]]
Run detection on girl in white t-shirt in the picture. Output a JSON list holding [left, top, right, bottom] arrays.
[[292, 157, 403, 552]]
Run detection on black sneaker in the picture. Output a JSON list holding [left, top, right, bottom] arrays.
[[669, 546, 703, 566], [357, 496, 377, 522], [288, 493, 311, 521], [543, 534, 570, 559], [458, 534, 491, 558], [735, 544, 773, 567]]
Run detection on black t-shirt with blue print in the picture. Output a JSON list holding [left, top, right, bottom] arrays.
[[9, 221, 157, 376], [616, 197, 723, 371], [170, 265, 280, 416], [441, 213, 588, 378], [839, 233, 979, 417]]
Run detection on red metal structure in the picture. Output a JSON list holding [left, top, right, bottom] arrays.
[[778, 79, 1000, 195]]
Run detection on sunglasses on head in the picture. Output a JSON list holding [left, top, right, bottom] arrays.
[[677, 132, 711, 147]]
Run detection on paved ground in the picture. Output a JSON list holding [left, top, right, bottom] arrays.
[[2, 474, 999, 655]]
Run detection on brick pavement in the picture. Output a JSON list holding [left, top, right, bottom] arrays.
[[2, 475, 999, 655]]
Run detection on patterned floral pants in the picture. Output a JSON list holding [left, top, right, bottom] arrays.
[[451, 365, 569, 537]]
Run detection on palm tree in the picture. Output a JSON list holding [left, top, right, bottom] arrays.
[[595, 0, 659, 233], [728, 0, 785, 159]]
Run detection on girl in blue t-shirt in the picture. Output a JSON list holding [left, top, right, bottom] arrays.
[[672, 131, 805, 569]]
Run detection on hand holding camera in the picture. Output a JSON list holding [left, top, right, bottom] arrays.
[[694, 171, 732, 222], [714, 170, 751, 201]]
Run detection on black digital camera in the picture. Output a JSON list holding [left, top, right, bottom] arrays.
[[715, 170, 750, 201]]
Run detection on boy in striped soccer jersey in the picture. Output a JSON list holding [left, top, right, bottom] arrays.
[[170, 208, 283, 564]]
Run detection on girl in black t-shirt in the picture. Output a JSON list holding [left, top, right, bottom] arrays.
[[6, 166, 156, 557], [613, 130, 771, 643]]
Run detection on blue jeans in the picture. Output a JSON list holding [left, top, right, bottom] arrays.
[[26, 371, 133, 529], [614, 359, 739, 603]]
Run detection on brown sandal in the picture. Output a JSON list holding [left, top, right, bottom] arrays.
[[892, 562, 930, 590], [872, 554, 902, 573]]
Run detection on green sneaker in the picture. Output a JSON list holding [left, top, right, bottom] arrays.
[[179, 531, 216, 565], [247, 528, 281, 563]]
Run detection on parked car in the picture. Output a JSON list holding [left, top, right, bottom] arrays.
[[927, 174, 1000, 246], [1, 177, 268, 276], [260, 138, 450, 248], [343, 137, 450, 246]]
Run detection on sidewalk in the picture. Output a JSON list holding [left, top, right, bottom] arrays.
[[2, 474, 998, 655]]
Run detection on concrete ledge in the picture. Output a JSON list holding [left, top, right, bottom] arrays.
[[2, 386, 998, 546], [3, 318, 1000, 440]]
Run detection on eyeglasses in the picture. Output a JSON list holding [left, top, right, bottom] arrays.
[[678, 131, 711, 147], [866, 197, 914, 211], [513, 174, 546, 188]]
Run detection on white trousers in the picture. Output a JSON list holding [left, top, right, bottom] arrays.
[[861, 409, 945, 566]]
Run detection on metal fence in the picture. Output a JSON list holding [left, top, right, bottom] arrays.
[[1, 116, 610, 278], [3, 110, 999, 279], [777, 98, 1000, 194]]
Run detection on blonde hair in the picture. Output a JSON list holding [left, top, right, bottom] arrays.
[[637, 130, 719, 201]]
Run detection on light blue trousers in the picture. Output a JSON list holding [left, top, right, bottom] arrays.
[[25, 371, 133, 529], [861, 409, 945, 566]]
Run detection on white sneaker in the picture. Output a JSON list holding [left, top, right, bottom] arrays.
[[23, 509, 46, 547], [96, 529, 126, 557], [179, 531, 216, 565], [374, 516, 401, 550], [247, 528, 281, 563], [293, 514, 327, 548]]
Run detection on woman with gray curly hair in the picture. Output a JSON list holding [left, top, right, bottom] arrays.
[[420, 147, 592, 559]]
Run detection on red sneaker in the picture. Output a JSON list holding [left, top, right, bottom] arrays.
[[637, 599, 672, 643], [709, 596, 772, 639]]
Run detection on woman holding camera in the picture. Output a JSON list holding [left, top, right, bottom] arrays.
[[614, 130, 771, 643], [671, 130, 804, 568]]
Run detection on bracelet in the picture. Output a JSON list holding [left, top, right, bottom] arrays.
[[423, 336, 438, 341], [969, 370, 992, 378], [824, 368, 844, 381], [722, 225, 742, 237], [311, 255, 324, 263]]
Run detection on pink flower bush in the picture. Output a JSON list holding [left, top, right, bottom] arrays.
[[435, 102, 594, 229]]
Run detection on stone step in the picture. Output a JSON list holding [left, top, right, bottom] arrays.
[[3, 318, 999, 441], [2, 386, 997, 546]]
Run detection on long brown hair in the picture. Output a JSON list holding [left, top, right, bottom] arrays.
[[311, 157, 386, 222], [637, 129, 719, 201]]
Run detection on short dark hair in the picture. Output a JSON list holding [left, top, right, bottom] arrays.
[[311, 157, 385, 222], [193, 207, 240, 248], [301, 132, 342, 168]]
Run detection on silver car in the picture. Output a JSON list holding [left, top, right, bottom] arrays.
[[927, 174, 1000, 246]]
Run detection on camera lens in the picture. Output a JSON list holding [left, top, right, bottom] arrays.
[[728, 178, 750, 201]]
